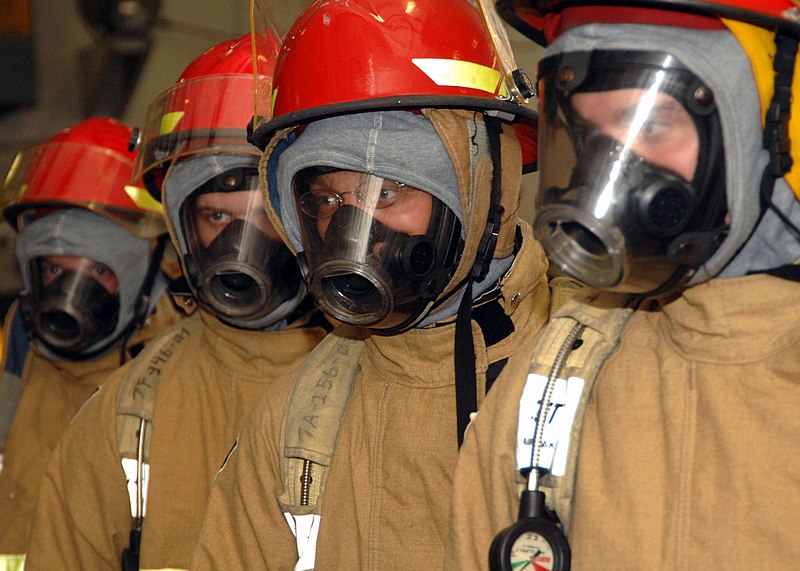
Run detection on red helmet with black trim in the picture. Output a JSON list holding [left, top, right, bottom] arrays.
[[1, 117, 165, 238], [250, 0, 538, 168], [497, 0, 800, 45], [498, 0, 800, 201], [133, 32, 281, 197]]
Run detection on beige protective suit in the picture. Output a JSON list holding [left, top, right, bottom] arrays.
[[0, 292, 186, 565], [23, 306, 328, 571], [447, 272, 800, 570], [190, 225, 550, 570]]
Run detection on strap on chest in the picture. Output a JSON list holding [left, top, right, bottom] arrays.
[[278, 329, 366, 516], [523, 290, 635, 534], [115, 324, 192, 571]]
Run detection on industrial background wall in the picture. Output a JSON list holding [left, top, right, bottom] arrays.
[[0, 0, 543, 310]]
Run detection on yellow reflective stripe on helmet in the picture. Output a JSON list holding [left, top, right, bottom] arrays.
[[724, 18, 800, 199], [0, 553, 25, 571], [124, 185, 164, 214], [412, 58, 503, 95], [159, 111, 185, 135], [269, 88, 279, 119]]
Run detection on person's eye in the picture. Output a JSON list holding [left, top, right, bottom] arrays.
[[640, 119, 666, 135], [300, 190, 339, 218], [316, 194, 338, 207], [200, 209, 231, 224], [377, 186, 400, 206], [93, 264, 111, 277], [43, 262, 62, 275]]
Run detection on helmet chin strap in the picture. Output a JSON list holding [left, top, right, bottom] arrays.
[[453, 114, 504, 447]]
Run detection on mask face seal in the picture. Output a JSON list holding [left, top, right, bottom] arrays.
[[25, 256, 120, 355], [293, 167, 462, 332], [180, 168, 302, 322], [536, 49, 728, 296]]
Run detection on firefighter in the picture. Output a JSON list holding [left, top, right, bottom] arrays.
[[448, 1, 800, 569], [190, 1, 551, 569], [0, 117, 186, 567], [24, 34, 329, 571]]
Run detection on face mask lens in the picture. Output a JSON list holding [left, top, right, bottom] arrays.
[[536, 51, 725, 294], [181, 169, 302, 323], [293, 167, 461, 330], [28, 256, 120, 354]]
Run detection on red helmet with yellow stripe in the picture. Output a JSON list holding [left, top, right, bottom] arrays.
[[1, 117, 165, 238], [133, 32, 281, 198], [249, 0, 538, 168]]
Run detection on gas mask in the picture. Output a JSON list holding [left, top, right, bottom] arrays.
[[293, 168, 462, 332], [22, 256, 120, 355], [535, 49, 728, 296], [179, 167, 302, 325]]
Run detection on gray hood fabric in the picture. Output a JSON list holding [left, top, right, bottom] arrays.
[[275, 110, 512, 326], [164, 153, 307, 331], [15, 208, 166, 357], [547, 23, 800, 282]]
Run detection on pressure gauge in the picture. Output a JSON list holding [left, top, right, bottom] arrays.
[[489, 490, 571, 571]]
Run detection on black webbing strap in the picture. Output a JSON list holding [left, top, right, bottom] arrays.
[[757, 33, 799, 234], [453, 114, 506, 447], [473, 297, 515, 393]]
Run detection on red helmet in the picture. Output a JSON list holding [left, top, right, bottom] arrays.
[[250, 0, 538, 167], [133, 32, 281, 196], [1, 117, 165, 238], [497, 0, 800, 45]]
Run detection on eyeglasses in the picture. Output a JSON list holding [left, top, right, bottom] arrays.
[[298, 182, 408, 219]]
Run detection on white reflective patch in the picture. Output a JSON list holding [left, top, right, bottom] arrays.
[[121, 458, 150, 518], [0, 553, 26, 571], [516, 374, 585, 476], [283, 512, 320, 571], [0, 452, 4, 477]]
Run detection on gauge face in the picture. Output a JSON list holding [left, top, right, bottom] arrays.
[[510, 530, 555, 571], [489, 512, 570, 571]]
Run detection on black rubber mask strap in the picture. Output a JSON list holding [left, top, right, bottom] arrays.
[[453, 113, 505, 447], [758, 33, 800, 236]]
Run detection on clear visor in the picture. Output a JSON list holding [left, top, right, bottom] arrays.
[[474, 0, 534, 103], [133, 75, 264, 191], [27, 255, 120, 354], [3, 142, 165, 238], [535, 56, 720, 293], [250, 0, 311, 133], [293, 169, 461, 330], [181, 171, 301, 321]]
